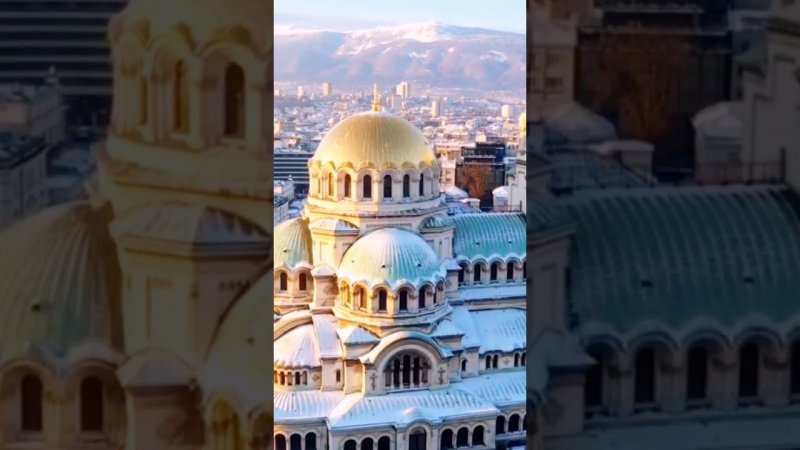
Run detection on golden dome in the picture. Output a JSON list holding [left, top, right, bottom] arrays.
[[311, 111, 436, 171], [0, 202, 122, 361]]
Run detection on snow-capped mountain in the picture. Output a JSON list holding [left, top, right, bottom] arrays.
[[274, 21, 525, 90]]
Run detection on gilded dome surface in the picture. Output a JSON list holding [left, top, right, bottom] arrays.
[[274, 218, 312, 269], [311, 112, 436, 171], [337, 228, 445, 288], [0, 202, 122, 361], [111, 0, 269, 51]]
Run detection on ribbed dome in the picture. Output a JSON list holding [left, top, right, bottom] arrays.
[[311, 111, 436, 171], [337, 228, 444, 289], [0, 202, 122, 360], [110, 0, 269, 52], [274, 218, 312, 269]]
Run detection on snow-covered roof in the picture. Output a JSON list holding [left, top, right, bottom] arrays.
[[471, 309, 526, 354], [692, 101, 745, 140], [544, 102, 616, 146], [337, 326, 379, 345], [451, 213, 526, 262], [312, 313, 343, 358], [310, 218, 360, 233], [275, 390, 345, 423], [274, 324, 321, 368]]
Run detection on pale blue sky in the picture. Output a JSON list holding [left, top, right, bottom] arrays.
[[274, 0, 525, 34]]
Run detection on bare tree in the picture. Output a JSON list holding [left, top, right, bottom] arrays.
[[461, 163, 493, 201], [588, 31, 691, 141]]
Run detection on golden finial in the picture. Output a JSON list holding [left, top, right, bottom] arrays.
[[372, 83, 381, 112]]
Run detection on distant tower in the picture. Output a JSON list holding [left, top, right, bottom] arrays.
[[322, 82, 332, 97], [501, 104, 513, 119], [431, 99, 441, 118], [297, 85, 304, 98], [396, 81, 410, 99]]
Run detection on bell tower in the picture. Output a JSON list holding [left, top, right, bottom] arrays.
[[99, 0, 271, 448]]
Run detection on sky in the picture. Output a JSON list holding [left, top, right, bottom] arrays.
[[274, 0, 525, 34]]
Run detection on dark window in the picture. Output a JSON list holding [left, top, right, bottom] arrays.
[[791, 342, 800, 395], [279, 273, 287, 291], [634, 348, 656, 404], [490, 263, 498, 282], [523, 261, 527, 279], [276, 434, 287, 450], [472, 425, 485, 445], [306, 433, 317, 450], [507, 263, 514, 281], [21, 374, 42, 432], [224, 63, 245, 137], [739, 343, 760, 398], [344, 439, 357, 450], [378, 289, 387, 312], [139, 77, 148, 125], [174, 60, 188, 131], [473, 264, 481, 282], [383, 175, 392, 199], [492, 355, 499, 369], [403, 174, 411, 198], [585, 349, 604, 407], [408, 429, 426, 450], [378, 437, 391, 450], [687, 346, 708, 400], [290, 434, 302, 450], [521, 353, 526, 366], [344, 174, 352, 198], [294, 372, 300, 385], [399, 290, 408, 311], [485, 356, 491, 369], [458, 265, 465, 283], [509, 414, 520, 432], [418, 287, 426, 309], [456, 427, 469, 447], [362, 438, 374, 450], [419, 175, 425, 196], [363, 175, 372, 199], [80, 376, 103, 432], [441, 429, 454, 450], [461, 359, 467, 372], [298, 273, 307, 291], [495, 415, 505, 434], [514, 353, 520, 367], [335, 370, 341, 383]]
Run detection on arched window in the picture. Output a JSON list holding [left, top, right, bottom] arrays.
[[335, 370, 341, 383], [362, 437, 374, 450], [440, 429, 454, 450], [419, 175, 425, 196], [634, 347, 656, 405], [306, 433, 317, 450], [506, 262, 515, 281], [280, 372, 285, 385], [403, 174, 411, 198], [279, 272, 288, 292], [408, 428, 426, 450], [523, 261, 527, 279], [20, 374, 42, 432], [80, 376, 103, 432], [344, 174, 352, 198], [473, 264, 481, 282], [302, 371, 308, 385], [461, 359, 467, 372], [418, 287, 426, 309], [383, 175, 392, 199], [514, 353, 520, 367], [363, 175, 373, 199], [173, 60, 188, 132], [458, 264, 466, 283], [378, 289, 387, 312], [294, 372, 301, 386], [492, 355, 499, 369], [585, 348, 604, 409], [456, 427, 469, 447], [490, 262, 499, 282], [399, 289, 408, 312], [384, 351, 430, 389], [509, 414, 520, 432], [273, 371, 277, 383], [290, 434, 302, 450], [739, 342, 760, 399], [495, 415, 505, 435], [139, 76, 148, 125], [521, 353, 526, 366], [791, 341, 800, 396], [378, 437, 391, 450], [485, 356, 491, 370], [224, 63, 245, 137], [276, 434, 287, 450], [298, 273, 307, 292], [686, 346, 708, 401], [354, 286, 366, 310], [344, 439, 357, 450], [472, 425, 485, 446], [327, 174, 334, 197]]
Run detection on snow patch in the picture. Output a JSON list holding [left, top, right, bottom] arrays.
[[479, 50, 507, 63]]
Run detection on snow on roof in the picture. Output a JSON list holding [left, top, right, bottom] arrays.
[[275, 390, 345, 423], [692, 101, 745, 140], [327, 387, 499, 430], [451, 213, 526, 262], [450, 306, 482, 349], [458, 284, 526, 302], [275, 217, 313, 269], [312, 314, 342, 359], [337, 326, 379, 345], [310, 218, 360, 233], [457, 370, 529, 408], [274, 324, 321, 368], [544, 102, 616, 145], [590, 139, 654, 155], [470, 309, 526, 354], [431, 319, 464, 338]]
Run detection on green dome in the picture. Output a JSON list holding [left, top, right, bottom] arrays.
[[274, 218, 312, 270], [337, 228, 445, 289], [0, 202, 122, 361]]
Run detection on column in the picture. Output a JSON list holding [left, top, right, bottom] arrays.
[[246, 82, 264, 151], [188, 68, 204, 149]]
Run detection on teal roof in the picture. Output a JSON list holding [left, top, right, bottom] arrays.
[[338, 228, 445, 289], [274, 218, 312, 269], [451, 213, 526, 262], [563, 186, 800, 333], [529, 194, 573, 236], [420, 215, 455, 231], [0, 202, 121, 360]]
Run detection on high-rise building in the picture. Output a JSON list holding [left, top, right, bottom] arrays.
[[297, 86, 305, 98], [396, 81, 410, 98], [501, 104, 514, 119], [0, 0, 127, 126], [431, 99, 442, 117], [322, 82, 332, 96]]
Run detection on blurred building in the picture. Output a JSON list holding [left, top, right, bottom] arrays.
[[431, 98, 442, 117], [0, 0, 127, 126], [396, 81, 410, 98], [0, 133, 48, 229], [0, 82, 65, 145], [322, 82, 332, 97]]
